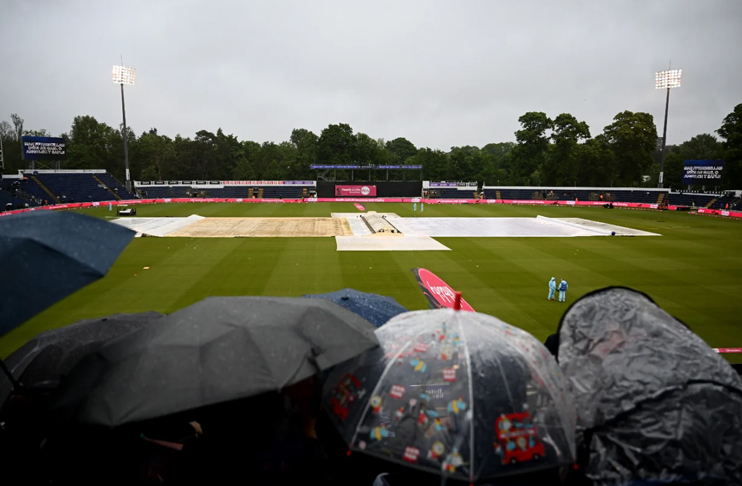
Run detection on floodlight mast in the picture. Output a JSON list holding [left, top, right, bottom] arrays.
[[113, 64, 136, 193], [655, 69, 681, 188]]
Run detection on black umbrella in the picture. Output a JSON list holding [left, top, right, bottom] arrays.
[[0, 210, 135, 337], [0, 312, 163, 408], [557, 287, 742, 485], [302, 288, 408, 327], [0, 210, 134, 390], [50, 296, 379, 427]]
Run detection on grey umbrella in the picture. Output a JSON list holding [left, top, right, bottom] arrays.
[[557, 287, 742, 485], [0, 312, 162, 407], [50, 296, 379, 427]]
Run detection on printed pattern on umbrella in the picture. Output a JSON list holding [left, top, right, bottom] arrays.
[[323, 310, 576, 482], [352, 314, 474, 476]]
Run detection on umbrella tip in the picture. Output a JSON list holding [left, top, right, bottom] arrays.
[[453, 292, 462, 311]]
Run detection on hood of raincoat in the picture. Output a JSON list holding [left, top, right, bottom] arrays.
[[557, 287, 742, 485]]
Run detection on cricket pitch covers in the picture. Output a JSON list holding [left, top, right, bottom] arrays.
[[111, 213, 658, 251]]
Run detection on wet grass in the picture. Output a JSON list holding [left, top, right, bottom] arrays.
[[2, 203, 740, 363]]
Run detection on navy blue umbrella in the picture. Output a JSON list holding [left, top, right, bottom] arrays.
[[0, 211, 135, 338], [303, 288, 408, 327], [0, 210, 134, 390]]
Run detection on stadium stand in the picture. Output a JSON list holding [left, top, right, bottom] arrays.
[[34, 173, 112, 203], [97, 172, 134, 199], [135, 183, 311, 199], [481, 186, 675, 205], [428, 187, 480, 199], [0, 179, 35, 210], [138, 186, 173, 198], [665, 192, 716, 208]]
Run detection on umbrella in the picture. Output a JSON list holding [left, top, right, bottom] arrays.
[[303, 288, 408, 327], [0, 312, 163, 407], [49, 296, 379, 427], [557, 287, 742, 485], [0, 210, 135, 337], [322, 309, 575, 483]]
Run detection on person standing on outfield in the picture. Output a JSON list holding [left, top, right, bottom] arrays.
[[558, 278, 568, 302], [548, 277, 557, 301]]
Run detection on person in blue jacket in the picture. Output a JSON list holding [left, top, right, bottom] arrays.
[[558, 278, 568, 302], [548, 277, 557, 301]]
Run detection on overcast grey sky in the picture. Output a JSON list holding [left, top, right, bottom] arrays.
[[1, 0, 741, 149]]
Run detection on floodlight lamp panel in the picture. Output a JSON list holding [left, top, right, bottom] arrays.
[[112, 65, 136, 85]]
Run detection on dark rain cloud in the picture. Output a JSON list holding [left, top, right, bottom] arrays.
[[1, 0, 740, 149]]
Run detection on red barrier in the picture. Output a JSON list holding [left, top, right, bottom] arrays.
[[3, 197, 741, 220], [697, 208, 742, 219]]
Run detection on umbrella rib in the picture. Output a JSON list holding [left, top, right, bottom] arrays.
[[455, 314, 476, 483], [349, 337, 417, 448]]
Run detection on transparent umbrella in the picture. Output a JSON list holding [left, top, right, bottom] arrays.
[[322, 309, 576, 483]]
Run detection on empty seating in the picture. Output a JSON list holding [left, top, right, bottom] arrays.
[[97, 173, 134, 199], [35, 173, 111, 203]]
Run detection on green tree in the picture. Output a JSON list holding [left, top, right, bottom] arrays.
[[192, 130, 220, 179], [10, 114, 24, 161], [317, 123, 355, 164], [662, 148, 685, 189], [412, 148, 448, 181], [263, 160, 286, 180], [717, 103, 742, 189], [602, 111, 657, 185], [680, 133, 722, 161], [448, 146, 481, 181], [172, 135, 197, 180], [137, 129, 175, 180], [545, 113, 591, 185], [354, 133, 381, 166], [385, 137, 417, 165], [140, 165, 159, 181], [482, 142, 515, 177], [66, 115, 121, 176], [290, 128, 318, 178], [570, 135, 616, 186], [1, 119, 22, 172], [511, 112, 553, 184]]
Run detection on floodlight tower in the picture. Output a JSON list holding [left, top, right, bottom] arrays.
[[655, 68, 682, 188], [112, 63, 136, 193]]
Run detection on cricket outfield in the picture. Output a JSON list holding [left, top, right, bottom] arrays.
[[1, 202, 740, 363]]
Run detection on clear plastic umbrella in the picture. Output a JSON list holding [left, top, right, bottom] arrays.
[[322, 309, 576, 483]]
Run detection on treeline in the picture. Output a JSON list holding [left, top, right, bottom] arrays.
[[1, 103, 740, 189]]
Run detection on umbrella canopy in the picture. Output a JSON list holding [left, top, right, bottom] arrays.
[[322, 309, 575, 483], [0, 210, 135, 337], [303, 288, 408, 327], [557, 287, 742, 485], [0, 312, 162, 407], [49, 296, 379, 427]]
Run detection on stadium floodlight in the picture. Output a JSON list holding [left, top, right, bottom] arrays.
[[655, 69, 681, 90], [113, 64, 135, 192], [655, 68, 682, 188], [112, 65, 136, 85]]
